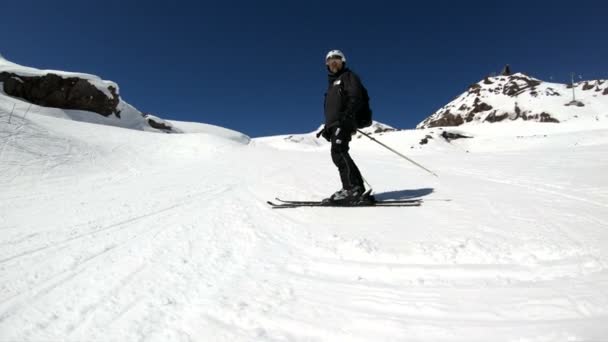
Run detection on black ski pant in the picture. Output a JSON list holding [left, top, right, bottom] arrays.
[[330, 126, 364, 190]]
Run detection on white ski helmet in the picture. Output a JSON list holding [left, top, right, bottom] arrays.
[[325, 49, 346, 63]]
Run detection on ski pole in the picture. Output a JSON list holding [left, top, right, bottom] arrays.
[[357, 129, 439, 178], [8, 103, 15, 124], [361, 175, 373, 190]]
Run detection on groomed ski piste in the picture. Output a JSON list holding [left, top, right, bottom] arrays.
[[2, 57, 608, 341], [3, 110, 608, 342]]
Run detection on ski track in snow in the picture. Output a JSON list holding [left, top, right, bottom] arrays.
[[1, 114, 608, 341]]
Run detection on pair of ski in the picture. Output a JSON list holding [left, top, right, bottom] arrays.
[[267, 197, 422, 209]]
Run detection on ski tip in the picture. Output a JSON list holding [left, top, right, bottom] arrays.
[[267, 201, 297, 209]]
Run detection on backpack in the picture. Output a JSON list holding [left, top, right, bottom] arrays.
[[356, 86, 373, 128], [338, 73, 373, 129]]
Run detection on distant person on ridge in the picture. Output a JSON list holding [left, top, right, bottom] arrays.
[[318, 49, 371, 204]]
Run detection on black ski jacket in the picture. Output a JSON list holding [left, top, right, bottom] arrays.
[[323, 67, 365, 128]]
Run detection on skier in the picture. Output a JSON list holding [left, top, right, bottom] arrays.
[[319, 49, 371, 204]]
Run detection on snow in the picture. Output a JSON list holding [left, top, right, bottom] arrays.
[[0, 87, 152, 132], [255, 121, 396, 150], [1, 107, 608, 341], [166, 119, 251, 144]]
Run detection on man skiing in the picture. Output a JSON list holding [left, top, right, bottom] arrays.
[[319, 49, 371, 204]]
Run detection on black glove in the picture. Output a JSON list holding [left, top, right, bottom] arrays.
[[320, 126, 331, 141]]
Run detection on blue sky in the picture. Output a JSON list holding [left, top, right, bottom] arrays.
[[2, 0, 607, 137]]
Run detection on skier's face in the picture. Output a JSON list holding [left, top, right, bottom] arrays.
[[326, 57, 344, 74]]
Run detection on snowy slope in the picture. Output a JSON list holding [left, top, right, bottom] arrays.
[[2, 110, 608, 341], [166, 119, 250, 144], [255, 120, 397, 150], [418, 73, 608, 128]]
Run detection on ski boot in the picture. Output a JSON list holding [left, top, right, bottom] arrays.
[[322, 188, 348, 203], [326, 185, 367, 205]]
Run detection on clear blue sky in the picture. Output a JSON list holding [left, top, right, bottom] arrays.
[[2, 0, 607, 137]]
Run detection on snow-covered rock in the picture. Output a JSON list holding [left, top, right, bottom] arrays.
[[0, 55, 179, 133], [418, 73, 608, 128], [352, 121, 398, 138]]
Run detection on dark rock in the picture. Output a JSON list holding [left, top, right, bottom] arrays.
[[483, 77, 493, 85], [419, 135, 433, 145], [422, 110, 464, 128], [538, 112, 559, 123], [146, 116, 174, 131], [0, 72, 12, 83], [441, 131, 472, 141], [604, 88, 608, 95], [485, 110, 509, 123], [514, 103, 522, 119], [3, 76, 22, 95], [471, 98, 493, 114], [503, 75, 541, 96], [468, 83, 482, 95], [520, 112, 559, 123], [582, 82, 594, 91], [371, 125, 398, 134], [1, 72, 119, 116], [500, 64, 511, 76], [464, 112, 475, 122]]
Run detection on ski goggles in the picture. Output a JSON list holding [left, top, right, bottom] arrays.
[[326, 55, 344, 62]]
